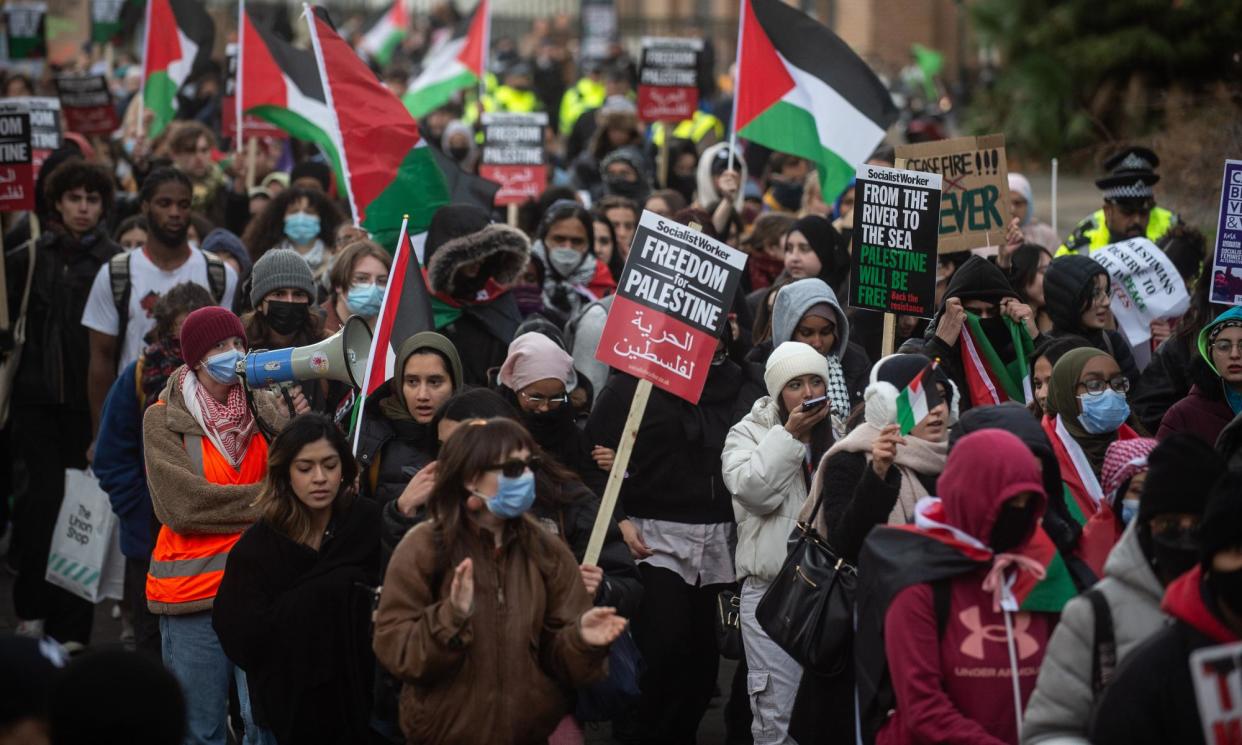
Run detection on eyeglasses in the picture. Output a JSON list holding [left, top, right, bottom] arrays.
[[519, 391, 569, 409], [1077, 376, 1130, 395], [1211, 339, 1242, 356], [486, 456, 542, 478]]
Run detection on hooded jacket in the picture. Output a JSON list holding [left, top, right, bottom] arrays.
[[1041, 256, 1140, 388], [1156, 357, 1236, 445], [427, 224, 530, 385], [1021, 521, 1166, 744], [695, 143, 748, 214], [787, 215, 851, 298], [859, 430, 1055, 745], [1132, 334, 1196, 433], [1088, 566, 1240, 745]]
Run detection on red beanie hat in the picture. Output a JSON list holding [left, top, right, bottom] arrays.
[[179, 306, 246, 369]]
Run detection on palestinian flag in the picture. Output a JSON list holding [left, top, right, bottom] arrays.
[[359, 1, 409, 67], [402, 0, 490, 119], [141, 0, 215, 138], [239, 9, 337, 168], [308, 8, 450, 249], [352, 216, 434, 450], [733, 0, 897, 201], [896, 362, 937, 435], [959, 314, 1033, 407]]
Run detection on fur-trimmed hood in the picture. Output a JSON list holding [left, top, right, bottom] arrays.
[[427, 224, 531, 301]]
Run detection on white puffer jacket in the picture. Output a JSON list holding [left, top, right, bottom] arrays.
[[722, 396, 808, 582], [1021, 520, 1170, 744]]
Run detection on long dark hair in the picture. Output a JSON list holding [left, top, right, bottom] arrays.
[[427, 417, 541, 573], [1010, 243, 1052, 306], [256, 413, 358, 546], [242, 186, 344, 262]]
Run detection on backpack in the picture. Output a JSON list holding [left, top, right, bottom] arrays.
[[1085, 588, 1117, 694], [108, 251, 227, 364]]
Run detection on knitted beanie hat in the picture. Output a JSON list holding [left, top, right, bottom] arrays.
[[249, 248, 316, 306], [764, 341, 829, 401], [863, 354, 950, 428], [180, 306, 246, 369]]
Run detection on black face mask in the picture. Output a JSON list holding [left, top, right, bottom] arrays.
[[605, 175, 646, 202], [668, 173, 697, 204], [521, 403, 574, 441], [977, 314, 1013, 354], [1208, 568, 1242, 616], [449, 145, 471, 162], [771, 180, 804, 211], [990, 502, 1036, 553], [1148, 528, 1200, 585], [265, 300, 310, 336]]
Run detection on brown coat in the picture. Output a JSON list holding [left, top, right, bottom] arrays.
[[373, 518, 608, 745]]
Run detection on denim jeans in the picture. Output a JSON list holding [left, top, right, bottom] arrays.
[[741, 577, 803, 745], [161, 612, 275, 745]]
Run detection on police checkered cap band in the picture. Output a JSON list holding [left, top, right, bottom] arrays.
[[1116, 152, 1153, 172], [1103, 179, 1153, 200]]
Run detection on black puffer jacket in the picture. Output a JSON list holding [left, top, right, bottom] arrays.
[[1133, 334, 1195, 432], [1042, 254, 1141, 389]]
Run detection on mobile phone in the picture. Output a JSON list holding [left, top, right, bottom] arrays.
[[800, 396, 828, 412]]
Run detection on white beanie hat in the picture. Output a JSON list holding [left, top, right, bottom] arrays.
[[764, 342, 830, 401]]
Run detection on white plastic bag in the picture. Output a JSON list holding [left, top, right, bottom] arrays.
[[45, 469, 125, 603]]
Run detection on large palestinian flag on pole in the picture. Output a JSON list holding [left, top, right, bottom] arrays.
[[733, 0, 897, 201], [359, 1, 410, 67], [239, 9, 336, 165], [307, 7, 449, 249], [141, 0, 215, 138], [402, 0, 490, 119]]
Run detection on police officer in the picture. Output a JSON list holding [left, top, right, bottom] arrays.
[[1057, 146, 1178, 256]]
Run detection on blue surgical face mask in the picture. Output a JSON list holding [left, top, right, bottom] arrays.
[[346, 282, 383, 317], [1078, 389, 1130, 434], [284, 212, 320, 244], [1121, 498, 1139, 526], [478, 471, 536, 519], [203, 349, 241, 385]]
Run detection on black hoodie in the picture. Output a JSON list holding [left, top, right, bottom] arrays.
[[1042, 255, 1141, 389]]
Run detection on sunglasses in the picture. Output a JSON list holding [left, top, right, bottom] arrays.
[[486, 456, 542, 478]]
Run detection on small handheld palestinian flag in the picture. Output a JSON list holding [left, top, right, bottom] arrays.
[[959, 313, 1034, 407], [402, 0, 490, 119], [140, 0, 215, 138], [896, 360, 941, 435], [359, 1, 410, 66]]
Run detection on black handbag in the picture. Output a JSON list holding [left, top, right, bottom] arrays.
[[575, 628, 644, 722], [754, 490, 857, 674], [715, 588, 744, 660]]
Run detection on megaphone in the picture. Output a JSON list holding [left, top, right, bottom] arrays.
[[238, 315, 374, 389]]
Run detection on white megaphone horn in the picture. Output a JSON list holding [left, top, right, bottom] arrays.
[[237, 315, 374, 389]]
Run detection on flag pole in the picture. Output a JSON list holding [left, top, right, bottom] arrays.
[[304, 3, 362, 227], [477, 0, 491, 117], [727, 0, 745, 173], [236, 0, 246, 154], [137, 0, 153, 140]]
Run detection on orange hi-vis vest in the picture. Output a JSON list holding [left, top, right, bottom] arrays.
[[146, 429, 268, 614]]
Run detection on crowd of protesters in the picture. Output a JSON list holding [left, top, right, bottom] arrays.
[[4, 10, 1242, 745]]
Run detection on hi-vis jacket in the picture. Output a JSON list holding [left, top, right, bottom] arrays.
[[142, 369, 285, 615], [1055, 206, 1176, 256]]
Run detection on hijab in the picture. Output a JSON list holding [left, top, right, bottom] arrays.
[[379, 332, 463, 423], [1044, 347, 1116, 471], [1198, 306, 1242, 414]]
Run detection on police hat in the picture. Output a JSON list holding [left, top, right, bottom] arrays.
[[1096, 146, 1160, 203]]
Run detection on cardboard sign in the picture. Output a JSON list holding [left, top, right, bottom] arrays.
[[637, 37, 702, 122], [44, 0, 89, 67], [580, 0, 616, 62], [595, 210, 747, 403], [479, 112, 548, 206], [221, 44, 289, 143], [1210, 160, 1242, 306], [3, 2, 46, 59], [0, 114, 36, 212], [1092, 237, 1190, 346], [895, 134, 1011, 254], [1190, 640, 1242, 745], [848, 164, 943, 318], [0, 98, 61, 171], [55, 74, 120, 135]]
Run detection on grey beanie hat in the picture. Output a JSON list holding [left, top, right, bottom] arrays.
[[250, 248, 316, 306]]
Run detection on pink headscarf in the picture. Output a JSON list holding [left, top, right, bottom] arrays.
[[1100, 437, 1157, 503], [498, 332, 575, 393]]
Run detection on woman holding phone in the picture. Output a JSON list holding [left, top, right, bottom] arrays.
[[721, 341, 833, 744]]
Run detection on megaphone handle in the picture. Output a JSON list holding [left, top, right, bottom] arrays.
[[279, 386, 297, 419]]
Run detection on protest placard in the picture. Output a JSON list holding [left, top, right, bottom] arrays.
[[479, 112, 547, 207], [1092, 237, 1190, 346], [221, 43, 289, 143], [91, 0, 128, 43], [637, 37, 702, 122], [580, 0, 616, 62], [1190, 640, 1242, 745], [0, 114, 36, 213], [848, 164, 943, 318], [3, 2, 46, 59], [895, 134, 1011, 254], [0, 98, 62, 171], [596, 210, 747, 404], [1210, 160, 1242, 306], [55, 74, 120, 135], [44, 0, 89, 67]]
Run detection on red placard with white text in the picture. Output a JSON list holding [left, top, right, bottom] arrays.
[[0, 113, 36, 212], [637, 37, 701, 122], [54, 74, 120, 135], [480, 112, 547, 206], [595, 210, 747, 403], [1191, 641, 1242, 745]]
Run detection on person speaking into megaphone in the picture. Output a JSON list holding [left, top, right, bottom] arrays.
[[243, 249, 327, 411]]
